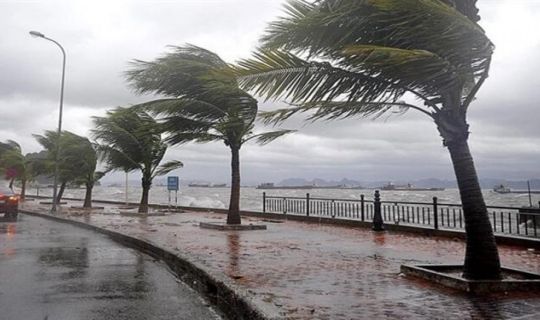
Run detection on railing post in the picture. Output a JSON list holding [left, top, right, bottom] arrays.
[[283, 197, 287, 215], [433, 196, 439, 230], [306, 193, 310, 217], [360, 194, 365, 222], [372, 190, 384, 231], [262, 192, 266, 213]]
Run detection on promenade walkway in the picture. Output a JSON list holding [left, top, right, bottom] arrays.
[[21, 200, 540, 319]]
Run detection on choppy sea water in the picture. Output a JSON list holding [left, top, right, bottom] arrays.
[[30, 185, 540, 211]]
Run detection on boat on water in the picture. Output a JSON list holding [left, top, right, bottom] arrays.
[[381, 183, 445, 191], [256, 183, 313, 190], [188, 183, 210, 187], [256, 183, 365, 190], [492, 184, 540, 194], [493, 184, 512, 194], [212, 184, 227, 188], [188, 183, 227, 188]]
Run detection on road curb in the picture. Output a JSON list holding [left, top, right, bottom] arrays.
[[20, 210, 282, 320]]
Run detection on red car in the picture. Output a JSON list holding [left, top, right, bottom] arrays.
[[0, 186, 19, 219]]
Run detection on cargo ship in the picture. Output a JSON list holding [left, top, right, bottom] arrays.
[[188, 183, 227, 188], [256, 183, 313, 190], [256, 183, 364, 190], [381, 183, 445, 191]]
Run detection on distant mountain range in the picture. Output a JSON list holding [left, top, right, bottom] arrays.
[[274, 178, 540, 189], [100, 176, 540, 190]]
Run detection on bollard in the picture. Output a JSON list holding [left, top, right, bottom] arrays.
[[306, 193, 310, 217], [360, 194, 365, 221], [372, 190, 384, 231], [433, 196, 439, 230]]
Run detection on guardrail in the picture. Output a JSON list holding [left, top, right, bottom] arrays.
[[263, 192, 540, 239]]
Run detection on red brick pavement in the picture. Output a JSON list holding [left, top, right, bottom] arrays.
[[21, 201, 540, 319]]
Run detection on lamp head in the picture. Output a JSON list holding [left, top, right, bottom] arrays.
[[29, 31, 45, 38]]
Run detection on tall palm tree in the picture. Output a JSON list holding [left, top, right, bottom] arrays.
[[126, 45, 293, 225], [0, 140, 34, 199], [92, 107, 183, 213], [236, 0, 500, 280], [33, 131, 103, 204], [62, 135, 105, 208]]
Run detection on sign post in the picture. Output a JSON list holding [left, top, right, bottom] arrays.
[[167, 176, 179, 211]]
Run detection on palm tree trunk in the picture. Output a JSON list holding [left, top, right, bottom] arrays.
[[56, 181, 66, 203], [436, 92, 502, 280], [227, 146, 241, 225], [447, 140, 501, 279], [83, 182, 93, 208], [139, 176, 151, 213], [20, 179, 26, 201]]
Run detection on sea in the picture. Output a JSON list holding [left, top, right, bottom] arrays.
[[31, 185, 540, 211]]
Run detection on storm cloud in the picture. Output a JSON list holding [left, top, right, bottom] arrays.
[[0, 0, 539, 185]]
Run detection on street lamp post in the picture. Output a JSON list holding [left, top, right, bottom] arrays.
[[29, 31, 66, 214]]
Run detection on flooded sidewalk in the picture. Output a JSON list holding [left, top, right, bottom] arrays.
[[21, 200, 540, 319]]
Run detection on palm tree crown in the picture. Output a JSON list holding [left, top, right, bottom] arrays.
[[126, 45, 293, 224], [0, 140, 34, 198], [33, 130, 99, 202], [92, 107, 183, 213]]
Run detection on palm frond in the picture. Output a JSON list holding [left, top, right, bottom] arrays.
[[262, 0, 491, 70], [341, 45, 457, 92], [154, 160, 184, 177], [237, 49, 405, 104], [137, 98, 227, 121], [247, 129, 296, 145], [165, 131, 223, 146], [126, 44, 235, 98], [260, 99, 434, 125], [95, 144, 141, 172]]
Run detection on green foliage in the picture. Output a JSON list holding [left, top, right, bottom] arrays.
[[127, 45, 293, 149], [0, 141, 29, 182], [92, 107, 183, 180], [32, 130, 102, 187], [236, 0, 492, 123]]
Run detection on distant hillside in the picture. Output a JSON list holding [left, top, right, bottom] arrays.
[[275, 178, 540, 189]]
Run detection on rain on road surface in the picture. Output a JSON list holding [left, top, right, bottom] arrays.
[[0, 214, 223, 320]]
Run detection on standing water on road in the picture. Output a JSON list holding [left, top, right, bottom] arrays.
[[0, 214, 223, 320]]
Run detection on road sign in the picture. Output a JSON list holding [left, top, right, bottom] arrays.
[[167, 176, 179, 191]]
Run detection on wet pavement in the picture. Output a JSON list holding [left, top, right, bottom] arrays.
[[21, 201, 540, 319], [0, 213, 222, 320]]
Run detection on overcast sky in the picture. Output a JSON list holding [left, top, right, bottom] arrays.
[[1, 0, 539, 185]]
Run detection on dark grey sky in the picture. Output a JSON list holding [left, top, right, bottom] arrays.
[[1, 0, 539, 185]]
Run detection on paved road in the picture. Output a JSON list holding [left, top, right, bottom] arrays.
[[0, 214, 223, 320]]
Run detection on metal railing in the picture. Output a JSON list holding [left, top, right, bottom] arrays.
[[263, 192, 540, 239]]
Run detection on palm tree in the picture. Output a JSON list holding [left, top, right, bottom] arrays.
[[92, 107, 183, 213], [0, 140, 35, 199], [33, 131, 103, 204], [62, 135, 104, 208], [236, 0, 500, 280], [126, 45, 293, 225]]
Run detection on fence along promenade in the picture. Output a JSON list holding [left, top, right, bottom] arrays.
[[262, 192, 540, 239]]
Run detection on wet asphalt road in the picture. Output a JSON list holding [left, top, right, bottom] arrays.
[[0, 214, 223, 320]]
